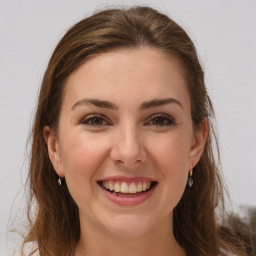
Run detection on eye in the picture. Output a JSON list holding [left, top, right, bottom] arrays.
[[80, 114, 109, 127], [145, 114, 175, 127]]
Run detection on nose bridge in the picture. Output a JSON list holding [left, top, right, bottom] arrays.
[[111, 121, 147, 166]]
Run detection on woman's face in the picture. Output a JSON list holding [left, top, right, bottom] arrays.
[[45, 47, 206, 238]]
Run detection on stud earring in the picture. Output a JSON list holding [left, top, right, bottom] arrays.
[[187, 169, 193, 188], [57, 169, 62, 186]]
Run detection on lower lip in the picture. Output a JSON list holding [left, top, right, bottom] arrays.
[[99, 184, 157, 206]]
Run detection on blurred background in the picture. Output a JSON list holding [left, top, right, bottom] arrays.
[[0, 0, 255, 255]]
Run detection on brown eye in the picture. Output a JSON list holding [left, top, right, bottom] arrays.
[[88, 117, 104, 125], [146, 114, 175, 126], [81, 115, 108, 127]]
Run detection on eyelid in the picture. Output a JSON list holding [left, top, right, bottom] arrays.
[[77, 113, 176, 128], [144, 113, 176, 126], [79, 113, 111, 127]]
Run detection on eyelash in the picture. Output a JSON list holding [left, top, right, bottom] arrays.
[[79, 113, 176, 128], [80, 114, 109, 127], [145, 114, 176, 127]]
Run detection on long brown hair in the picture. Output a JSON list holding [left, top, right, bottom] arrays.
[[22, 6, 247, 256]]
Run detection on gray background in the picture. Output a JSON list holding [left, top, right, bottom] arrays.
[[1, 0, 255, 255]]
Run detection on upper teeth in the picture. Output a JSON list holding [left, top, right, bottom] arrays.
[[102, 181, 151, 193]]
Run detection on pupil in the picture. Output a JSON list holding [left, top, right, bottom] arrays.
[[93, 118, 102, 125], [154, 117, 164, 124]]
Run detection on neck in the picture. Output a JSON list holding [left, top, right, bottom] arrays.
[[74, 215, 185, 256]]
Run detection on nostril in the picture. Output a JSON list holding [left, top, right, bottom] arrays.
[[113, 158, 144, 167], [110, 139, 147, 167]]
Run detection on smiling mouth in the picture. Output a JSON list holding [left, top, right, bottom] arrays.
[[97, 180, 157, 197]]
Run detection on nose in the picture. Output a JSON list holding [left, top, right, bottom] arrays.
[[110, 125, 147, 168]]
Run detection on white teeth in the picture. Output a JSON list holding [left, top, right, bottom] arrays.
[[142, 182, 147, 191], [101, 181, 154, 193], [109, 182, 114, 191], [137, 182, 142, 192], [114, 183, 120, 192], [120, 182, 129, 193], [128, 183, 137, 193]]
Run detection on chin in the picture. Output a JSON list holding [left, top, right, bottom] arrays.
[[102, 213, 156, 239]]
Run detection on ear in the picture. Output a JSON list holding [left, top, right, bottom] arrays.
[[43, 126, 64, 177], [189, 118, 208, 169]]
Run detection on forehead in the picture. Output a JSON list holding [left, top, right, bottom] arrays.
[[62, 47, 190, 110]]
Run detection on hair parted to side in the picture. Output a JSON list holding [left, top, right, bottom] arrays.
[[23, 6, 248, 256]]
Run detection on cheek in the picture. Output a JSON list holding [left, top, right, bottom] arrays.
[[148, 131, 191, 171], [157, 143, 189, 188], [59, 132, 110, 192], [147, 132, 191, 205]]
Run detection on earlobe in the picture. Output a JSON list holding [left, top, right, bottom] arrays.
[[43, 126, 64, 177], [189, 118, 208, 169]]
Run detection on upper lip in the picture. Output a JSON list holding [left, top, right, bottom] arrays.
[[97, 176, 157, 183]]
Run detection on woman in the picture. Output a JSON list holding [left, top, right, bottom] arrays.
[[22, 6, 247, 256]]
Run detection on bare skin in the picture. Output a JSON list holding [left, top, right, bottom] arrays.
[[44, 47, 207, 256], [74, 212, 185, 256]]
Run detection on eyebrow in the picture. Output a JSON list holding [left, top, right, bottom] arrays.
[[71, 98, 183, 111], [140, 98, 183, 110], [71, 98, 118, 110]]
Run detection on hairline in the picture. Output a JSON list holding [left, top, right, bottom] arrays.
[[51, 46, 197, 140]]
